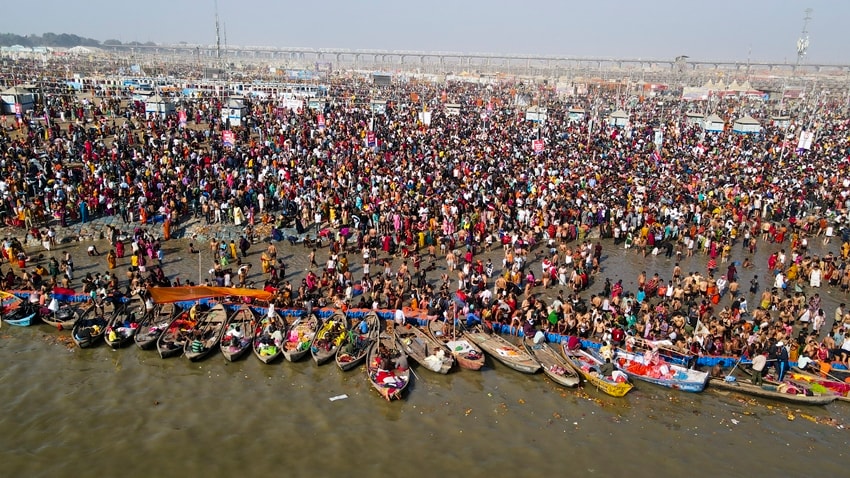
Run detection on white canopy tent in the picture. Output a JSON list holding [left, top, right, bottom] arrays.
[[607, 109, 629, 127], [703, 114, 725, 132], [732, 115, 761, 134], [0, 86, 35, 115]]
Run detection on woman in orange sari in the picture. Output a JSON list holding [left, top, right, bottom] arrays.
[[163, 218, 171, 241], [107, 250, 117, 269]]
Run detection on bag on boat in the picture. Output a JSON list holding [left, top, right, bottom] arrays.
[[424, 352, 444, 372], [533, 330, 546, 344]]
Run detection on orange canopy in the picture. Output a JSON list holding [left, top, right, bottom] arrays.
[[149, 286, 273, 304]]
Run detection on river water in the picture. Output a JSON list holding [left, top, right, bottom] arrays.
[[1, 234, 849, 476]]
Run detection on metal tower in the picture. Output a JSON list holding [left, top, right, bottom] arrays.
[[215, 0, 222, 61], [795, 8, 812, 71]]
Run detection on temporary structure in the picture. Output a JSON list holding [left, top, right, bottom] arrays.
[[771, 116, 791, 129], [606, 109, 629, 127], [568, 107, 586, 122], [222, 96, 247, 127], [732, 115, 761, 134], [684, 112, 705, 127], [145, 94, 176, 119], [703, 114, 725, 132], [0, 86, 35, 115]]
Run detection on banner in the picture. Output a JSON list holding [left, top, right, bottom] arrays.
[[532, 139, 544, 154], [417, 111, 431, 126], [797, 131, 814, 150], [366, 131, 376, 148], [222, 130, 235, 147], [308, 98, 323, 110], [178, 110, 187, 127], [317, 113, 326, 130], [283, 98, 303, 111], [14, 103, 21, 119], [525, 107, 547, 123], [654, 130, 663, 150], [371, 100, 387, 114]]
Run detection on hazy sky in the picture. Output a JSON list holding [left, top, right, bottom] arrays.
[[6, 0, 850, 63]]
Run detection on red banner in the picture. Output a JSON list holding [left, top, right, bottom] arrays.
[[222, 130, 235, 147], [532, 139, 544, 154]]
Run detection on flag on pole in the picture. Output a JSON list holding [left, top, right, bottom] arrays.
[[651, 150, 662, 163]]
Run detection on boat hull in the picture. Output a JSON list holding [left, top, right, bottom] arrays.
[[465, 327, 540, 374], [709, 377, 836, 405]]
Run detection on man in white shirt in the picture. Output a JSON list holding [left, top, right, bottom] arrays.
[[750, 352, 767, 386], [478, 288, 492, 307]]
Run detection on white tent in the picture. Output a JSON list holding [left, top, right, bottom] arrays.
[[222, 96, 247, 127], [606, 109, 629, 127], [771, 116, 791, 129], [732, 115, 761, 134], [703, 114, 725, 132], [684, 112, 704, 127], [568, 107, 585, 122], [0, 86, 35, 115], [145, 94, 175, 119], [525, 106, 548, 122], [67, 46, 100, 55]]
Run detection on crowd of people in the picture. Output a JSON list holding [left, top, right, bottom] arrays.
[[2, 66, 850, 371]]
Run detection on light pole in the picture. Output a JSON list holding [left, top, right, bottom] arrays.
[[41, 76, 50, 140]]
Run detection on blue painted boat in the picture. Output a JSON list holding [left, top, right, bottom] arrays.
[[4, 304, 39, 326], [1, 292, 38, 326], [602, 348, 709, 393]]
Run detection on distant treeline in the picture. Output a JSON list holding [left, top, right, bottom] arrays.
[[0, 33, 157, 48]]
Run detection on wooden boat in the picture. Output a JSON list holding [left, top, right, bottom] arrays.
[[282, 314, 319, 362], [464, 325, 540, 374], [184, 303, 229, 361], [220, 305, 257, 362], [3, 301, 39, 326], [785, 371, 850, 402], [395, 323, 455, 374], [1, 291, 35, 326], [310, 311, 348, 365], [157, 311, 195, 359], [135, 303, 181, 350], [561, 344, 633, 397], [426, 319, 485, 370], [366, 329, 411, 401], [793, 364, 850, 383], [523, 337, 580, 387], [104, 294, 145, 349], [72, 300, 115, 348], [708, 376, 836, 405], [746, 367, 850, 403], [41, 301, 80, 330], [609, 348, 709, 393], [252, 309, 287, 364], [335, 312, 380, 371]]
